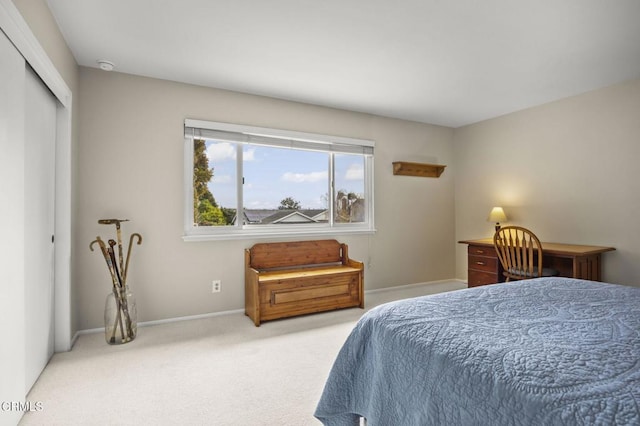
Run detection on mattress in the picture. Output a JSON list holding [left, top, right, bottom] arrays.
[[314, 277, 640, 425]]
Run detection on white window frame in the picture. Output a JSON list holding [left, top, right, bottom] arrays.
[[183, 119, 376, 241]]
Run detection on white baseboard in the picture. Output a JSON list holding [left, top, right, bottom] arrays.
[[365, 278, 466, 294], [73, 278, 466, 339], [74, 307, 246, 338], [139, 308, 246, 328]]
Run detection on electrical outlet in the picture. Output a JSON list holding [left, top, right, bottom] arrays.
[[212, 280, 221, 293]]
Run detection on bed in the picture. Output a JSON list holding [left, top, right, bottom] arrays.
[[314, 277, 640, 425]]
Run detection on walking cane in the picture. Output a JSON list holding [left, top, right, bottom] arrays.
[[90, 237, 126, 342]]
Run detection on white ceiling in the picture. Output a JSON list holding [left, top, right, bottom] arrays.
[[46, 0, 640, 128]]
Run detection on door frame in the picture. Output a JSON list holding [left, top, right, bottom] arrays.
[[0, 0, 73, 351]]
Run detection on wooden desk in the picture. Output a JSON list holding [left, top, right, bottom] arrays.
[[459, 238, 615, 287]]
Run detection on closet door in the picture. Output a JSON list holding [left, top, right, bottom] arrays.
[[24, 65, 57, 391], [0, 28, 27, 424]]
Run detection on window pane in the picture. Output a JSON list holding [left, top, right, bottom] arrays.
[[193, 139, 237, 226], [243, 145, 329, 225], [185, 119, 375, 239], [334, 154, 366, 223]]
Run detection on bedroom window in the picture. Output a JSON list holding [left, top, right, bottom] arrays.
[[183, 119, 375, 241]]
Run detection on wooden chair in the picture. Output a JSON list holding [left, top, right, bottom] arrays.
[[493, 226, 558, 282]]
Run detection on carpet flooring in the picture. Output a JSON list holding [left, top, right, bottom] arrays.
[[19, 281, 465, 426]]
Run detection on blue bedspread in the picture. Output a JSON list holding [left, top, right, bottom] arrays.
[[315, 277, 640, 425]]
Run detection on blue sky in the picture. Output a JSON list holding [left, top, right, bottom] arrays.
[[205, 141, 364, 210]]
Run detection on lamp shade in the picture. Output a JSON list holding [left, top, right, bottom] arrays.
[[488, 207, 507, 223]]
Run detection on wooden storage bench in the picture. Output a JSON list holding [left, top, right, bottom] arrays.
[[245, 239, 364, 326]]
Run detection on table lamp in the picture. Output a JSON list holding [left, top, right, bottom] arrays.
[[488, 207, 507, 232]]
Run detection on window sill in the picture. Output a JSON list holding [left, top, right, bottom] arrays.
[[182, 227, 376, 242]]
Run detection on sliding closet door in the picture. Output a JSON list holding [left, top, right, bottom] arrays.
[[0, 28, 27, 425], [24, 65, 57, 391]]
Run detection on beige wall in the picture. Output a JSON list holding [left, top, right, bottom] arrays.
[[453, 78, 640, 285], [12, 0, 78, 89], [20, 0, 638, 333], [76, 68, 455, 329], [13, 0, 82, 334]]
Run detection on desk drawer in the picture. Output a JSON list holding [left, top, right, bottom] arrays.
[[466, 244, 501, 286], [468, 255, 498, 272], [468, 245, 497, 257], [468, 270, 499, 287]]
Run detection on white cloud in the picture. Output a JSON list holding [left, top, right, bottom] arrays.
[[205, 143, 256, 162], [205, 143, 256, 164], [345, 163, 364, 180], [207, 142, 235, 162], [247, 200, 275, 209], [212, 174, 232, 183], [306, 195, 327, 208], [281, 171, 327, 183], [244, 148, 256, 161]]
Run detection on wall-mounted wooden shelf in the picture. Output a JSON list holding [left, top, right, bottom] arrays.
[[392, 162, 446, 178]]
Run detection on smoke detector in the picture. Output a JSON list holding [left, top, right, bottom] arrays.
[[97, 60, 115, 71]]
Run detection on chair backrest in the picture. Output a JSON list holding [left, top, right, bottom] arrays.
[[493, 226, 543, 281]]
